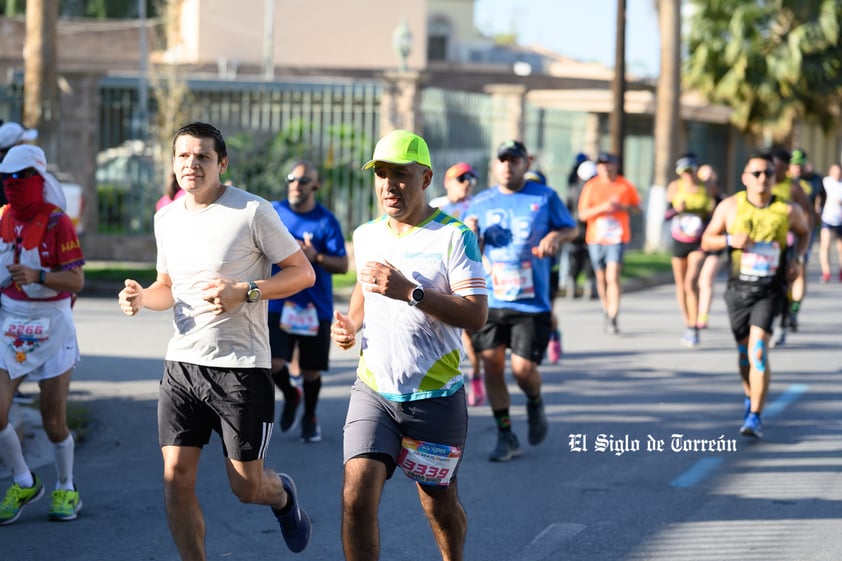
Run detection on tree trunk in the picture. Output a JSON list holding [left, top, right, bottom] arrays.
[[646, 0, 681, 252], [610, 0, 627, 170], [23, 0, 59, 160]]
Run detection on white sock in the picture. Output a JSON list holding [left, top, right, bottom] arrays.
[[0, 424, 33, 487], [52, 433, 75, 491]]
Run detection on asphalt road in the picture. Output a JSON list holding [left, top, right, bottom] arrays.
[[3, 264, 841, 561]]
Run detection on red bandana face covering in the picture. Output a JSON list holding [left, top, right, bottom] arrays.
[[3, 175, 45, 221]]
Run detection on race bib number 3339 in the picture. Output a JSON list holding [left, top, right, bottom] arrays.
[[397, 437, 462, 486]]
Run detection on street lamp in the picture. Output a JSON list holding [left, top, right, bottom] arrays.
[[392, 18, 412, 72]]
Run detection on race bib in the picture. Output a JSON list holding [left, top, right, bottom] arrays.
[[490, 261, 535, 301], [280, 301, 319, 336], [671, 213, 704, 243], [594, 216, 623, 244], [739, 241, 781, 278], [3, 317, 51, 364], [397, 437, 462, 486]]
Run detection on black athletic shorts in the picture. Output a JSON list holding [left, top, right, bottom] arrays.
[[724, 280, 786, 340], [671, 238, 703, 259], [471, 308, 552, 364], [158, 361, 274, 462], [268, 312, 331, 371]]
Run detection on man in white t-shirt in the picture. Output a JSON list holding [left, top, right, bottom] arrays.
[[331, 130, 487, 561], [118, 122, 315, 559]]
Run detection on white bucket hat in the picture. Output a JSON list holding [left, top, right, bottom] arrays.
[[0, 144, 67, 211]]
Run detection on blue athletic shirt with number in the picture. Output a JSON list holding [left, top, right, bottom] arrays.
[[268, 201, 347, 321], [353, 210, 486, 402], [466, 180, 575, 312]]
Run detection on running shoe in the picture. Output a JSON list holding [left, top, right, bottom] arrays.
[[788, 311, 799, 333], [488, 431, 521, 462], [604, 315, 619, 335], [12, 390, 33, 405], [526, 400, 548, 445], [280, 387, 302, 432], [771, 326, 786, 348], [740, 413, 763, 438], [680, 328, 700, 348], [547, 331, 562, 364], [820, 272, 830, 283], [0, 473, 44, 525], [300, 415, 322, 443], [49, 487, 82, 521], [467, 375, 485, 407], [273, 474, 311, 553]]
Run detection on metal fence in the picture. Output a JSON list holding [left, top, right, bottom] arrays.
[[97, 76, 382, 238]]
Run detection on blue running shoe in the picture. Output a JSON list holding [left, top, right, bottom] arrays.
[[740, 413, 763, 438], [273, 474, 311, 553]]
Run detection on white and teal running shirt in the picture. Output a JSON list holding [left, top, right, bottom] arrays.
[[466, 181, 576, 312], [352, 210, 486, 402]]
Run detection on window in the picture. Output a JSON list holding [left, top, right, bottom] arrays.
[[428, 19, 451, 61]]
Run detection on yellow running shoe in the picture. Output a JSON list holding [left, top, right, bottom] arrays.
[[0, 473, 45, 525], [49, 487, 82, 521]]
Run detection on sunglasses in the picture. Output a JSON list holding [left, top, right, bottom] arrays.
[[456, 174, 477, 185], [1, 168, 38, 181], [747, 168, 774, 178], [287, 174, 313, 185]]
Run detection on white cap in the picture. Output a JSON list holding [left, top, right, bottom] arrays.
[[577, 160, 597, 181], [0, 144, 67, 210], [0, 122, 38, 150]]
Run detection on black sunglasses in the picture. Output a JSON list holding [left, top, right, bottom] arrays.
[[1, 168, 38, 181], [747, 168, 774, 178], [287, 174, 313, 185], [456, 174, 477, 184]]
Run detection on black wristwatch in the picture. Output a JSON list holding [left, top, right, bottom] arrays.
[[246, 281, 261, 303], [408, 285, 425, 307]]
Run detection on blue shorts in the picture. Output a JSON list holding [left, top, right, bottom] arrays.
[[587, 243, 626, 271]]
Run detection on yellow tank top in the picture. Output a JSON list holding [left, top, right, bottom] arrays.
[[673, 181, 713, 217], [772, 177, 812, 202], [729, 192, 790, 282]]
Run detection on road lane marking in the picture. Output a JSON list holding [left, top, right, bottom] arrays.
[[515, 522, 586, 561], [762, 383, 808, 419], [671, 457, 724, 488], [670, 383, 809, 488]]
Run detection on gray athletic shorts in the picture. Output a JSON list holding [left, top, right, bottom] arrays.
[[343, 379, 467, 481]]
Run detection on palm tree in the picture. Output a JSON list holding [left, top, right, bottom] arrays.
[[646, 0, 682, 252], [684, 0, 842, 144]]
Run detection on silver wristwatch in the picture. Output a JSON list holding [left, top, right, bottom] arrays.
[[408, 285, 425, 307], [246, 281, 261, 303]]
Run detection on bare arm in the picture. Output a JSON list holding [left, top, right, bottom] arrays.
[[359, 260, 488, 332], [207, 249, 316, 313], [118, 272, 175, 316], [533, 226, 579, 259], [299, 238, 349, 275], [331, 281, 364, 350], [701, 196, 736, 252], [6, 264, 84, 294]]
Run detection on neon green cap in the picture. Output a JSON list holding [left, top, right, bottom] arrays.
[[362, 129, 432, 170]]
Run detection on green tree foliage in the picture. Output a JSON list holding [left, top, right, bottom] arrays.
[[685, 0, 842, 141]]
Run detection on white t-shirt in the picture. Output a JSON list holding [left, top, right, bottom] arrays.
[[821, 176, 842, 226], [352, 210, 486, 402], [154, 186, 300, 368]]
